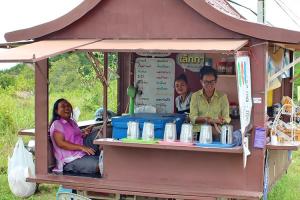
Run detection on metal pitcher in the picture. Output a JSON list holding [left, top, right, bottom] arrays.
[[164, 123, 177, 142], [219, 124, 233, 144], [180, 123, 193, 143], [199, 124, 213, 144], [142, 122, 154, 141], [127, 121, 139, 139]]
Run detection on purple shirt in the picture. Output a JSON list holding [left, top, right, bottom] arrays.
[[50, 118, 85, 172]]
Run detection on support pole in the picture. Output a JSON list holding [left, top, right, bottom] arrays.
[[103, 52, 108, 137], [35, 59, 49, 175], [257, 0, 265, 23]]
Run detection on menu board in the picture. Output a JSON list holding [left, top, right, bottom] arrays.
[[134, 57, 175, 113]]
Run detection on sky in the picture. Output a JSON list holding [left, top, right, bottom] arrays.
[[0, 0, 300, 70], [0, 0, 83, 70], [229, 0, 300, 31]]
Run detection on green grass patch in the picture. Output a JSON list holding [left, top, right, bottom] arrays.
[[268, 150, 300, 200], [0, 174, 57, 200]]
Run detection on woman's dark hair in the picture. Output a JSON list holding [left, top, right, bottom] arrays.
[[175, 73, 188, 84], [199, 66, 218, 80], [50, 98, 73, 127]]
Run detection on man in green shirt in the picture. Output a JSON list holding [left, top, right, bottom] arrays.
[[190, 66, 231, 140]]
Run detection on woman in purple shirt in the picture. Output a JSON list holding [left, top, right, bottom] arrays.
[[50, 98, 100, 174]]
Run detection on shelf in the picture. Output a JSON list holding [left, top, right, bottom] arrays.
[[18, 119, 106, 137], [94, 138, 243, 154], [266, 141, 300, 151], [218, 74, 236, 78]]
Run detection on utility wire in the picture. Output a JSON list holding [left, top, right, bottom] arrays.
[[273, 0, 300, 28], [276, 0, 300, 21], [227, 0, 273, 26], [227, 0, 257, 16]]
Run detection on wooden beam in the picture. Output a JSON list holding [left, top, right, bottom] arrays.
[[269, 56, 300, 83], [27, 174, 262, 199], [35, 59, 49, 175], [103, 52, 108, 137]]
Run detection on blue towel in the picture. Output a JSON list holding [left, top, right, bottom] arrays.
[[232, 129, 242, 146]]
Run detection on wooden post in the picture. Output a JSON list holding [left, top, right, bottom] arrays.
[[103, 52, 108, 137], [117, 53, 132, 114], [35, 59, 49, 175]]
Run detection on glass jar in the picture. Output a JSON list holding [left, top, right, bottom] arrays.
[[226, 57, 235, 75], [217, 58, 227, 74]]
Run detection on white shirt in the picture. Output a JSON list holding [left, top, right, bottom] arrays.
[[175, 92, 192, 113]]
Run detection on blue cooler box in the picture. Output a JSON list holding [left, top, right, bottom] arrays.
[[111, 113, 185, 139]]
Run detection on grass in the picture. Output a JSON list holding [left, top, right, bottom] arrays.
[[0, 175, 57, 200], [0, 75, 118, 199], [268, 150, 300, 200]]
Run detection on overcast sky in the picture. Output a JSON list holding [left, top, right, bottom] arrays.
[[229, 0, 300, 31], [1, 0, 300, 70]]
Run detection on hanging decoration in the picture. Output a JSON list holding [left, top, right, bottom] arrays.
[[236, 51, 252, 168]]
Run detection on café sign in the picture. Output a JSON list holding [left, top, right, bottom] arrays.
[[176, 53, 204, 72]]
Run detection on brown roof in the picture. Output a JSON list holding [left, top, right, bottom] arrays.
[[0, 39, 248, 63], [77, 39, 248, 53], [4, 0, 300, 44], [0, 39, 97, 62], [184, 0, 300, 43]]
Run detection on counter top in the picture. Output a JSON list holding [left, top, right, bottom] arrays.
[[266, 141, 300, 151], [18, 119, 105, 136], [94, 138, 243, 154]]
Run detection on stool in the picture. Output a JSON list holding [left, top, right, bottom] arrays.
[[57, 192, 91, 200], [56, 185, 73, 200]]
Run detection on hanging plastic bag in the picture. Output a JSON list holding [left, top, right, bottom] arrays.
[[73, 107, 81, 122], [7, 137, 36, 198], [99, 150, 104, 176]]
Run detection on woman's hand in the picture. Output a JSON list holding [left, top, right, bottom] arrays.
[[207, 116, 225, 125], [82, 125, 93, 137], [80, 146, 96, 155], [210, 116, 225, 125]]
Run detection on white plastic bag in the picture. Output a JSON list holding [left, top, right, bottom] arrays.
[[99, 150, 104, 176], [8, 137, 36, 198], [73, 107, 81, 122]]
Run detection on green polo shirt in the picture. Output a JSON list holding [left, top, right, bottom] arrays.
[[190, 89, 231, 132]]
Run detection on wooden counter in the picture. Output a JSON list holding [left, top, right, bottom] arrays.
[[27, 174, 262, 200], [28, 139, 259, 199], [92, 138, 263, 199], [18, 119, 104, 137], [94, 139, 243, 154]]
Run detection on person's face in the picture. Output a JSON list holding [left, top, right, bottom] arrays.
[[175, 80, 188, 96], [201, 74, 217, 93], [56, 100, 72, 119]]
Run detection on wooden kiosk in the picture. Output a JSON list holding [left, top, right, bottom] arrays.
[[1, 0, 300, 199]]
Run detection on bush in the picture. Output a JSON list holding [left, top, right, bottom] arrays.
[[0, 74, 15, 89]]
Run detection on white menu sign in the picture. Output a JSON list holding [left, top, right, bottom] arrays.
[[134, 57, 175, 113], [236, 51, 252, 168]]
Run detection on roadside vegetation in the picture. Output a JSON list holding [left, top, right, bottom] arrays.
[[0, 52, 299, 199], [0, 52, 118, 199]]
